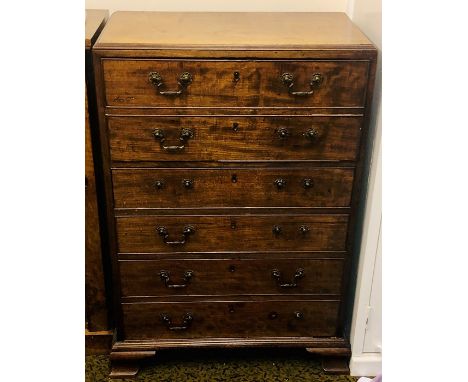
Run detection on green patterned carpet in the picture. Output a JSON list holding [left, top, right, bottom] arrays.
[[86, 349, 357, 382]]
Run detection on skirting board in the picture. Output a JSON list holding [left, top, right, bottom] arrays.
[[350, 353, 382, 377]]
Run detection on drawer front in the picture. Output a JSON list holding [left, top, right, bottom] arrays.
[[120, 258, 344, 297], [112, 168, 354, 209], [116, 215, 348, 253], [103, 60, 368, 108], [122, 299, 340, 339], [108, 116, 362, 162]]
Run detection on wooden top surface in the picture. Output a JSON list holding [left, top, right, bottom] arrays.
[[86, 9, 109, 49], [94, 12, 373, 50]]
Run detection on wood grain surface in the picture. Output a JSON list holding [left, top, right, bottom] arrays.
[[119, 257, 344, 297], [116, 215, 348, 253], [85, 90, 108, 331], [112, 167, 354, 209], [95, 12, 373, 49], [103, 59, 369, 108], [122, 299, 341, 339], [107, 116, 363, 162], [85, 9, 110, 333]]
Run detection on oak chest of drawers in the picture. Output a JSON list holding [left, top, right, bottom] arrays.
[[93, 11, 377, 377]]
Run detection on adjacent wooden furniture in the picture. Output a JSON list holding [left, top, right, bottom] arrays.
[[93, 11, 377, 377], [85, 9, 112, 353]]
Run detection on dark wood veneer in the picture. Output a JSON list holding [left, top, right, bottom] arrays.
[[116, 215, 349, 253], [122, 299, 341, 340], [85, 9, 110, 334], [119, 257, 344, 297], [103, 60, 369, 108], [112, 167, 354, 208], [107, 115, 363, 162]]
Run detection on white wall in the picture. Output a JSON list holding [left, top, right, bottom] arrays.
[[85, 0, 348, 14], [347, 0, 382, 377]]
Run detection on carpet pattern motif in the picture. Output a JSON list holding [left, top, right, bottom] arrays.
[[86, 349, 357, 382]]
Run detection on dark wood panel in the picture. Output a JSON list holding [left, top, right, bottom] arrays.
[[119, 257, 344, 297], [85, 329, 113, 355], [122, 299, 340, 339], [107, 116, 363, 162], [116, 215, 348, 253], [103, 60, 369, 108], [112, 167, 354, 209], [85, 91, 108, 331]]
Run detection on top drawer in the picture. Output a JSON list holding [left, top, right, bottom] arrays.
[[102, 60, 369, 108]]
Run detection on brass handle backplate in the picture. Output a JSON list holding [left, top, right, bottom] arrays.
[[182, 179, 194, 189], [274, 178, 287, 189], [153, 128, 194, 151], [303, 179, 314, 189], [303, 128, 319, 141], [159, 270, 194, 289], [277, 127, 290, 138], [154, 180, 164, 189], [276, 127, 320, 142], [160, 313, 193, 330], [157, 225, 195, 245], [299, 225, 310, 234], [149, 71, 192, 96], [273, 225, 311, 236], [272, 225, 282, 235], [281, 72, 323, 96], [294, 311, 304, 320], [272, 268, 305, 288]]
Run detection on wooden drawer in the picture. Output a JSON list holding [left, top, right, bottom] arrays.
[[116, 215, 348, 253], [122, 299, 340, 339], [112, 167, 354, 209], [108, 116, 363, 162], [103, 60, 368, 108], [120, 257, 344, 297]]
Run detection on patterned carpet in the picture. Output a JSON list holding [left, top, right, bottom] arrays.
[[85, 348, 357, 382]]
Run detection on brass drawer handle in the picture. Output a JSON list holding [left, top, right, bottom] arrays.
[[271, 268, 305, 288], [274, 178, 287, 189], [149, 71, 192, 96], [159, 270, 193, 289], [277, 127, 290, 138], [299, 225, 310, 234], [277, 127, 320, 141], [182, 179, 194, 189], [273, 225, 310, 235], [303, 179, 314, 189], [294, 311, 304, 320], [303, 128, 319, 141], [153, 128, 194, 151], [154, 180, 164, 189], [157, 225, 195, 245], [272, 225, 282, 235], [160, 313, 193, 331], [281, 72, 323, 96]]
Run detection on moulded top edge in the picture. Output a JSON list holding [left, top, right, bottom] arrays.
[[94, 12, 375, 50]]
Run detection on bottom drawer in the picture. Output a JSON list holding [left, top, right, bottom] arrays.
[[122, 299, 340, 340]]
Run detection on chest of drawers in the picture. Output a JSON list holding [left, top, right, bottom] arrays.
[[93, 11, 377, 377]]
